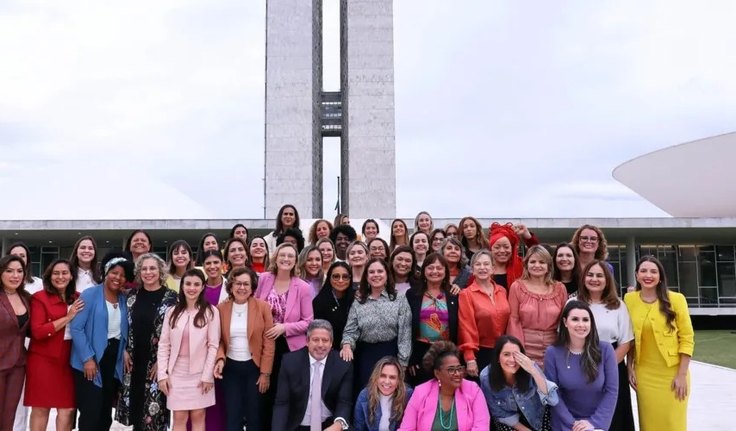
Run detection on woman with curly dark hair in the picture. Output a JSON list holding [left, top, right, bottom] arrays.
[[399, 341, 489, 430]]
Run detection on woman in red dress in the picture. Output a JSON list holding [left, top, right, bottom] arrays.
[[25, 259, 84, 431]]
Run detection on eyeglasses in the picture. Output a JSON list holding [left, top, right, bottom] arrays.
[[331, 274, 351, 281], [579, 236, 599, 242], [444, 366, 466, 375], [231, 282, 250, 288]]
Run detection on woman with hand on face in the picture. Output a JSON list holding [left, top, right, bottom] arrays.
[[348, 241, 370, 290], [406, 254, 459, 387], [458, 216, 489, 261], [298, 245, 324, 298], [429, 229, 446, 254], [625, 256, 693, 431], [70, 236, 102, 293], [214, 267, 274, 431], [158, 269, 221, 431], [440, 237, 472, 294], [224, 238, 249, 275], [265, 204, 300, 252], [165, 240, 194, 292], [389, 246, 417, 295], [389, 219, 409, 251], [26, 259, 83, 431], [312, 262, 355, 351], [552, 243, 581, 297], [362, 219, 381, 243], [354, 356, 413, 431], [308, 219, 333, 245], [410, 231, 430, 270], [125, 230, 153, 264], [480, 335, 558, 431], [0, 255, 31, 431], [544, 301, 618, 431], [116, 253, 178, 431], [254, 242, 314, 428], [458, 250, 510, 379], [249, 236, 270, 274], [368, 238, 390, 262], [70, 252, 132, 431], [576, 261, 635, 431], [341, 258, 412, 392], [414, 211, 434, 235], [399, 341, 490, 431], [229, 223, 249, 243], [488, 223, 539, 291], [7, 242, 44, 294], [316, 237, 336, 275], [507, 245, 567, 367]]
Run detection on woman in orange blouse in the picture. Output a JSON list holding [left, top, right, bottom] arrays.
[[507, 245, 567, 367], [458, 250, 510, 379]]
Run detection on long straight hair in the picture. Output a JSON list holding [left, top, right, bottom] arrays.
[[490, 335, 531, 392], [555, 300, 601, 383], [168, 269, 214, 329], [69, 236, 102, 284], [0, 255, 30, 300], [366, 356, 408, 426], [6, 242, 34, 283], [577, 260, 621, 310]]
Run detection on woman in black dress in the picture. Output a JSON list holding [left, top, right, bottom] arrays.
[[312, 261, 354, 350], [116, 253, 178, 431]]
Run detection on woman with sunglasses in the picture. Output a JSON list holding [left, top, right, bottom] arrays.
[[312, 262, 355, 350]]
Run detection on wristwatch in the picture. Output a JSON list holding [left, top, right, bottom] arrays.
[[334, 417, 349, 430]]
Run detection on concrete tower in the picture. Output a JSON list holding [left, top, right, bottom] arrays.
[[264, 0, 396, 219]]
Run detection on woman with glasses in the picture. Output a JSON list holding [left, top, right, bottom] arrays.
[[570, 225, 608, 269], [428, 229, 446, 254], [313, 262, 355, 350], [398, 341, 489, 431]]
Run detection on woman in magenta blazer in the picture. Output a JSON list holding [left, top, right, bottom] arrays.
[[253, 242, 313, 430], [399, 341, 490, 431]]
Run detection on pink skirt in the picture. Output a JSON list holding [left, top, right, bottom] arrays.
[[166, 355, 215, 411]]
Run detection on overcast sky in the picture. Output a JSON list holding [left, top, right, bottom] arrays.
[[2, 0, 735, 220]]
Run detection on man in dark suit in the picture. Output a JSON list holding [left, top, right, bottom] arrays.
[[273, 319, 352, 431]]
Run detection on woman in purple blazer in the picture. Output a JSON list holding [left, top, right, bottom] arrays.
[[253, 242, 313, 430]]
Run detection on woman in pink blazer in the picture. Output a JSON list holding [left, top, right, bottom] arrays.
[[158, 269, 221, 431], [399, 341, 490, 431], [253, 242, 314, 429]]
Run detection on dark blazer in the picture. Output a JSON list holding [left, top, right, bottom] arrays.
[[405, 284, 459, 369], [312, 287, 355, 351], [0, 291, 30, 371], [273, 347, 353, 431]]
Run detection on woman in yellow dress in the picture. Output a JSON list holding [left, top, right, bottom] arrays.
[[625, 256, 694, 431]]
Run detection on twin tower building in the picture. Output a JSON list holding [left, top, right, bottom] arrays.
[[264, 0, 397, 219]]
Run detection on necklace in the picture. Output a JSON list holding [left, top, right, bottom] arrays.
[[566, 349, 583, 369], [3, 289, 18, 296], [437, 396, 455, 430]]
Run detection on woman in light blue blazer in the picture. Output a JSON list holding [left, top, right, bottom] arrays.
[[70, 251, 134, 431]]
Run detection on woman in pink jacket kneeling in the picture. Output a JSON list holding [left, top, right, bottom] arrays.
[[399, 341, 490, 431]]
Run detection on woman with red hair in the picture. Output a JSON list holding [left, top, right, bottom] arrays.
[[488, 223, 539, 290]]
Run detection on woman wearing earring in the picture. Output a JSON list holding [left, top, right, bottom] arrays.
[[398, 341, 489, 431], [70, 252, 133, 431], [116, 253, 178, 431], [625, 256, 693, 431], [488, 223, 539, 291], [158, 269, 220, 431], [576, 260, 635, 431], [544, 301, 618, 431]]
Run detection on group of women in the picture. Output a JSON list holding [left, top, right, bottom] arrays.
[[0, 205, 694, 431]]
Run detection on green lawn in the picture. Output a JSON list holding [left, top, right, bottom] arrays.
[[693, 330, 736, 369]]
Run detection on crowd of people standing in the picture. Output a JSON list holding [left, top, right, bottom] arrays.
[[0, 205, 694, 431]]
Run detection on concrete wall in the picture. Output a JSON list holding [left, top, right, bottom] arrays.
[[340, 0, 397, 219], [264, 0, 322, 218]]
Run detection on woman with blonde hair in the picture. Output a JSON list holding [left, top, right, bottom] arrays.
[[316, 237, 336, 274], [297, 245, 323, 298], [507, 245, 567, 367], [354, 356, 413, 431], [308, 219, 333, 245]]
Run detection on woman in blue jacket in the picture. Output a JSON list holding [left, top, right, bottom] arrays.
[[70, 251, 134, 431], [354, 356, 412, 431], [480, 335, 558, 431]]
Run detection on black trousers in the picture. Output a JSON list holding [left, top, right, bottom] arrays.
[[223, 358, 263, 431], [73, 339, 120, 431]]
